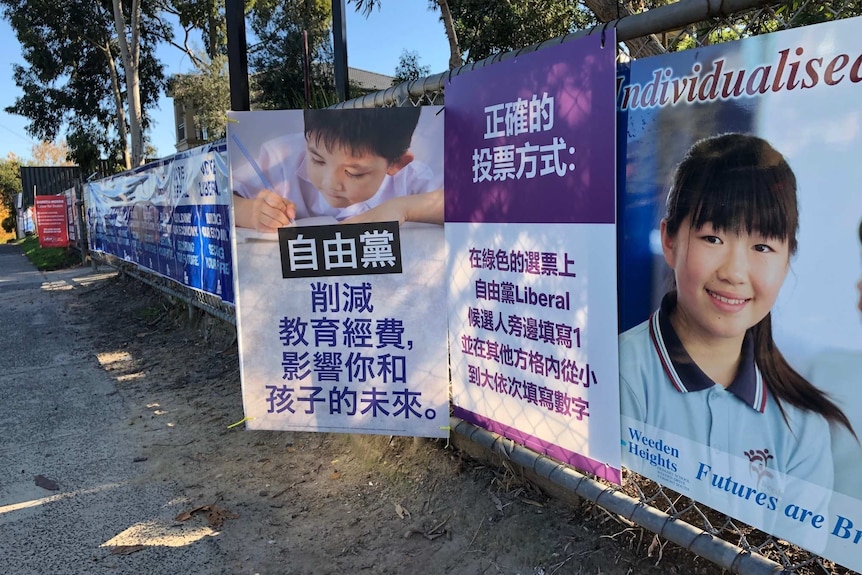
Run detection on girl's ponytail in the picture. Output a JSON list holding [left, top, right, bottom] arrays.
[[752, 313, 856, 437], [667, 133, 855, 437]]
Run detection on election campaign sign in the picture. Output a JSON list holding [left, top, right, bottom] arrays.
[[446, 33, 622, 483], [84, 142, 234, 303], [228, 107, 449, 438], [35, 195, 70, 248], [617, 16, 862, 571]]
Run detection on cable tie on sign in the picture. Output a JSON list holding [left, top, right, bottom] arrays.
[[227, 416, 253, 429], [601, 21, 612, 49], [440, 425, 452, 448]]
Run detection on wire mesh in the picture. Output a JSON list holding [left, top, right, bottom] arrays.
[[340, 1, 861, 573], [115, 1, 860, 573], [608, 3, 859, 572]]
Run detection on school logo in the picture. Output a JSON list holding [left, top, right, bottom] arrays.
[[744, 448, 775, 489]]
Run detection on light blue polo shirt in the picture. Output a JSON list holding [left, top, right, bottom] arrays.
[[620, 293, 834, 490]]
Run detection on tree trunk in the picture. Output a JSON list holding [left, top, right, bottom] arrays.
[[435, 0, 462, 69], [104, 43, 131, 170], [582, 0, 666, 58], [112, 0, 145, 167], [207, 0, 219, 58]]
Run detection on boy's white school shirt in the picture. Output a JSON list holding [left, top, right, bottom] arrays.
[[231, 133, 440, 221]]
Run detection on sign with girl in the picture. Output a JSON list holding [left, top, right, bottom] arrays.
[[617, 16, 862, 571]]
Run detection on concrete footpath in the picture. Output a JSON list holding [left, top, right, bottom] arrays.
[[0, 244, 224, 574]]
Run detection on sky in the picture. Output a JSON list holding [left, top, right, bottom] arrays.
[[0, 0, 450, 163]]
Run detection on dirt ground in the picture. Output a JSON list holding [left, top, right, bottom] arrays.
[[65, 271, 740, 575]]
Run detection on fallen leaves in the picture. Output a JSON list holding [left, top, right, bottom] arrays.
[[175, 503, 238, 530], [394, 503, 411, 520], [404, 516, 450, 541]]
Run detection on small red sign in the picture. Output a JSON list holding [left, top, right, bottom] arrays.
[[35, 195, 70, 248]]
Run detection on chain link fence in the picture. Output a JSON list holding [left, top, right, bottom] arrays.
[[106, 1, 860, 572], [338, 1, 861, 572]]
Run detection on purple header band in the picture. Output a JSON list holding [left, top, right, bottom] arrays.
[[445, 34, 616, 224], [453, 406, 622, 484]]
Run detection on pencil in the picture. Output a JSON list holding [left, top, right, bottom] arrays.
[[231, 133, 295, 225], [231, 134, 275, 190]]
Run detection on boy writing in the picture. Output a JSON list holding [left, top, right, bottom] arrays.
[[231, 106, 443, 231]]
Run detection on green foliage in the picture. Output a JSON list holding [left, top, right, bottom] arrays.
[[0, 0, 169, 168], [0, 156, 22, 234], [665, 0, 862, 54], [170, 0, 227, 58], [18, 235, 80, 270], [448, 0, 594, 63], [670, 23, 754, 52], [169, 54, 231, 142], [775, 0, 862, 27], [347, 0, 381, 17], [249, 0, 337, 110], [66, 130, 110, 176], [392, 50, 430, 85]]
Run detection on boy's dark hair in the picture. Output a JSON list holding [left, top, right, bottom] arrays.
[[303, 107, 421, 164], [665, 132, 854, 437]]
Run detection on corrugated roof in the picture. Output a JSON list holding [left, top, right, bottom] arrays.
[[20, 166, 82, 207], [348, 67, 394, 91]]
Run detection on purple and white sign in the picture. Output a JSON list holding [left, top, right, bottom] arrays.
[[446, 33, 621, 483]]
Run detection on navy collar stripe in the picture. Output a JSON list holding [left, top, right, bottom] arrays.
[[650, 293, 768, 414], [648, 310, 688, 393]]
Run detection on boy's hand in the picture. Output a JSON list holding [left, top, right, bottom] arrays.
[[251, 190, 296, 232], [342, 190, 443, 226], [343, 196, 410, 225]]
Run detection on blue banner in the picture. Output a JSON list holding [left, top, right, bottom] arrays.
[[84, 142, 234, 303]]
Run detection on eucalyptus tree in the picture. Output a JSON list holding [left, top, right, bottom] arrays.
[[154, 0, 231, 146], [448, 0, 595, 63], [349, 0, 665, 68], [161, 0, 227, 65], [392, 50, 431, 85], [168, 54, 231, 142], [0, 0, 169, 171], [249, 0, 336, 109], [0, 154, 22, 234]]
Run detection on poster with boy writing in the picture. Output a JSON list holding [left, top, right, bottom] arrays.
[[228, 107, 449, 438], [446, 33, 622, 483], [617, 16, 862, 570]]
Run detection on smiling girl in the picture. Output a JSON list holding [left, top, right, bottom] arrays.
[[620, 133, 855, 491]]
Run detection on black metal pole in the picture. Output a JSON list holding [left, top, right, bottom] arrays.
[[302, 30, 311, 107], [331, 0, 350, 102], [226, 0, 250, 111]]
